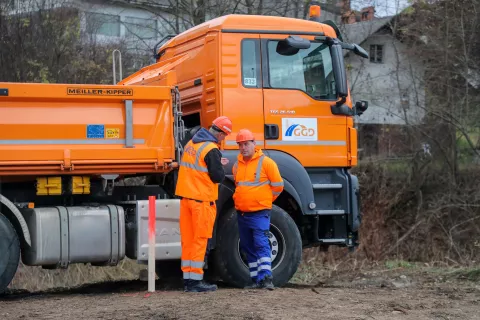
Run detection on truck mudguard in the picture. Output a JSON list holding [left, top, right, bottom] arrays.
[[0, 194, 31, 246]]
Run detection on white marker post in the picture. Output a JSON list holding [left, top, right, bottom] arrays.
[[148, 195, 156, 293]]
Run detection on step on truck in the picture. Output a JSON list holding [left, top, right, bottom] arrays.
[[0, 4, 369, 293]]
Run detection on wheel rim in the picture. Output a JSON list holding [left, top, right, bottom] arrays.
[[237, 223, 286, 271]]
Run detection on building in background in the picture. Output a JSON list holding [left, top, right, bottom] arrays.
[[339, 14, 426, 158], [310, 1, 427, 158]]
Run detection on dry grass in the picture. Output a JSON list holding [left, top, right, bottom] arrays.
[[8, 248, 480, 292], [291, 247, 480, 288], [8, 258, 145, 292]]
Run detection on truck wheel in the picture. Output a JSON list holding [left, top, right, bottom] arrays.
[[212, 205, 302, 288], [0, 213, 20, 294]]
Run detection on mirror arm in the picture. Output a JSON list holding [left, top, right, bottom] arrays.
[[340, 42, 355, 50], [336, 96, 347, 108]]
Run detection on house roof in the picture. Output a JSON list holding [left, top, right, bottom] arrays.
[[338, 16, 394, 45]]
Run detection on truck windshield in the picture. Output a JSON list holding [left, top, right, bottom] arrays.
[[267, 41, 336, 100]]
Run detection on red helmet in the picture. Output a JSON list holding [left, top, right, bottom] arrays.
[[236, 129, 255, 143], [212, 116, 233, 135]]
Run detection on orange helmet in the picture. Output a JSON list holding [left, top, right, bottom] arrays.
[[212, 116, 233, 135], [236, 129, 255, 143]]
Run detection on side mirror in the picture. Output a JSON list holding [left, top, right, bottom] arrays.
[[354, 100, 368, 115], [276, 36, 311, 56], [330, 42, 348, 98], [353, 44, 369, 59]]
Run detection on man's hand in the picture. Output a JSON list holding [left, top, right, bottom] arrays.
[[221, 157, 229, 166]]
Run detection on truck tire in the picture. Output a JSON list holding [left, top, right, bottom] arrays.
[[212, 205, 302, 288], [0, 212, 20, 294]]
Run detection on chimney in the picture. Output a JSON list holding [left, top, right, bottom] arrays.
[[360, 6, 375, 21], [341, 10, 357, 24]]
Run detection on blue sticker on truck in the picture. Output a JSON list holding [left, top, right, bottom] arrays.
[[86, 125, 105, 139]]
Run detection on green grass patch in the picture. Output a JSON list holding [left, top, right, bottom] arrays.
[[384, 260, 416, 269]]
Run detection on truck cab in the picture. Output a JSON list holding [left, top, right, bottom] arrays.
[[120, 11, 369, 287]]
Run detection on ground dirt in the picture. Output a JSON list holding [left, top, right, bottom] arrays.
[[1, 263, 479, 320]]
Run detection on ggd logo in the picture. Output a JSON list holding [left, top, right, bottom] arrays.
[[285, 124, 315, 137], [282, 118, 318, 141]]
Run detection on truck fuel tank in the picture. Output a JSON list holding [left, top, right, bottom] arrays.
[[21, 205, 125, 268]]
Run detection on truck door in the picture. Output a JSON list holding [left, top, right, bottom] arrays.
[[221, 34, 265, 151], [259, 34, 349, 167]]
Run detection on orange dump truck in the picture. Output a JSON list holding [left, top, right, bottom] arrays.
[[0, 5, 369, 292]]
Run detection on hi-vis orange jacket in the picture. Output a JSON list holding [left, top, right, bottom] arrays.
[[232, 148, 284, 212], [175, 139, 220, 202]]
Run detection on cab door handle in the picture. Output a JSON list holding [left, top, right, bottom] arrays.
[[264, 124, 279, 140]]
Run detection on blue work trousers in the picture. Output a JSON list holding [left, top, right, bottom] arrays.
[[237, 209, 272, 282]]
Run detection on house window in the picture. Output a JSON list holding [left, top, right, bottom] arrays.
[[86, 12, 121, 37], [369, 44, 383, 63], [124, 16, 157, 40]]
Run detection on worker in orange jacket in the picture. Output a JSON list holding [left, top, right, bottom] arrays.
[[232, 129, 284, 290], [175, 116, 233, 292]]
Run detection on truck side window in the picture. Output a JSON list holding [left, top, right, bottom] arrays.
[[267, 40, 336, 100], [241, 39, 261, 88]]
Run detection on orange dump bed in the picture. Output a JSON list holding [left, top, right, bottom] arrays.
[[0, 82, 176, 176]]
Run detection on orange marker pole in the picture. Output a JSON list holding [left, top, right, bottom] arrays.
[[148, 195, 156, 293]]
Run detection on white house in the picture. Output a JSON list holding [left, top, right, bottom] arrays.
[[340, 17, 426, 126], [5, 0, 176, 50]]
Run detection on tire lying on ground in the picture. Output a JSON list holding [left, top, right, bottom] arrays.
[[0, 212, 20, 294], [212, 205, 302, 288]]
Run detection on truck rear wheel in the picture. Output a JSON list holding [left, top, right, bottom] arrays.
[[0, 212, 20, 294], [212, 205, 302, 288]]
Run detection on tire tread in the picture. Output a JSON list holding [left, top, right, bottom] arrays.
[[0, 212, 21, 294]]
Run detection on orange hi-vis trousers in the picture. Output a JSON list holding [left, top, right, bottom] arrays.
[[180, 198, 216, 281]]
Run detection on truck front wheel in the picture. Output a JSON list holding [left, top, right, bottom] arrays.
[[212, 205, 302, 288], [0, 212, 20, 294]]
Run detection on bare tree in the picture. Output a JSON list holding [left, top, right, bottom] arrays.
[[0, 0, 139, 84]]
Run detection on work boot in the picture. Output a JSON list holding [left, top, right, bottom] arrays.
[[183, 279, 192, 292], [259, 276, 275, 290], [185, 280, 217, 292]]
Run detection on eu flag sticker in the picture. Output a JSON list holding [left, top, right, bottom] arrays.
[[87, 124, 105, 139]]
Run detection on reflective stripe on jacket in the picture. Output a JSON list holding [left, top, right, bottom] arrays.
[[175, 140, 219, 201], [232, 148, 284, 212]]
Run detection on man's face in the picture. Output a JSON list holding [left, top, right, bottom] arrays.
[[238, 140, 256, 158]]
